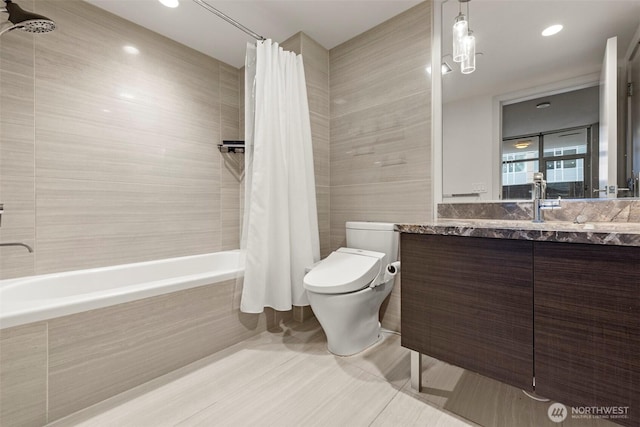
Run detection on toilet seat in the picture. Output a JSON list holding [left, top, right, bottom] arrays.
[[303, 248, 385, 294]]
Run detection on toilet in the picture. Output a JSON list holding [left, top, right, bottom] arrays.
[[303, 221, 400, 356]]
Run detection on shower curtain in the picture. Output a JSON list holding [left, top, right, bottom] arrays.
[[240, 39, 320, 313]]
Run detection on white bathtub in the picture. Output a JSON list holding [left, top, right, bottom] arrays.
[[0, 250, 243, 329]]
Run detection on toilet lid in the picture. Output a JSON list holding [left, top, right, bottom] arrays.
[[303, 248, 385, 294]]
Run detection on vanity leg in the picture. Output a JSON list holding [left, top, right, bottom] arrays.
[[410, 350, 422, 392]]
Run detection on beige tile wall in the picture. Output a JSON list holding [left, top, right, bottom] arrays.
[[329, 2, 433, 331], [220, 63, 243, 251], [0, 1, 36, 277], [0, 0, 243, 279], [0, 322, 48, 427]]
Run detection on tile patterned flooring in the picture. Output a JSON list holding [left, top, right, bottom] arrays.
[[48, 319, 616, 427]]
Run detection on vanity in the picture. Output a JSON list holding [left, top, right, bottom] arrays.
[[398, 201, 640, 427]]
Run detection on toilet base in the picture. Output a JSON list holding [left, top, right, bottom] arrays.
[[307, 280, 394, 357], [329, 322, 384, 357]]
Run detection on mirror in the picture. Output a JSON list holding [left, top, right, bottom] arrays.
[[439, 0, 640, 202]]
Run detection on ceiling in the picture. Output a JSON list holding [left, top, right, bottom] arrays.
[[85, 0, 640, 104], [85, 0, 422, 68]]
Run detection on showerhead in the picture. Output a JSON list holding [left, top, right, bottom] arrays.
[[1, 0, 55, 36]]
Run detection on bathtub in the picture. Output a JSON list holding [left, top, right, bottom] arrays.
[[0, 250, 271, 424], [0, 250, 243, 329]]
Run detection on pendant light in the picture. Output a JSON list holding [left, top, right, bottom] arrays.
[[461, 30, 476, 74], [460, 0, 476, 74], [452, 0, 468, 63]]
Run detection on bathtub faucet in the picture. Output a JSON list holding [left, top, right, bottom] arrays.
[[0, 242, 33, 253]]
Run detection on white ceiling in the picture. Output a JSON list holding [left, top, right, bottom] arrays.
[[85, 0, 422, 68], [85, 0, 640, 104]]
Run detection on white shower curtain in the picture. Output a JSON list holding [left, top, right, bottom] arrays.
[[240, 40, 320, 313]]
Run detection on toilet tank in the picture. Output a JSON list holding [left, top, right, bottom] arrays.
[[345, 222, 399, 263]]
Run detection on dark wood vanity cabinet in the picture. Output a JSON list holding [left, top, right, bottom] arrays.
[[400, 233, 534, 391], [534, 242, 639, 427], [401, 234, 640, 426]]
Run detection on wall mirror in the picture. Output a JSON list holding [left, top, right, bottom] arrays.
[[439, 0, 640, 202]]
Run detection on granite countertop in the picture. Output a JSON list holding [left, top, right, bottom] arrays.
[[396, 220, 640, 247]]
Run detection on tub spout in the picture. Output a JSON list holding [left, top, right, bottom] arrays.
[[0, 242, 33, 253]]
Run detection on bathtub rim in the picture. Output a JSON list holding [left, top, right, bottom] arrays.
[[0, 250, 244, 330]]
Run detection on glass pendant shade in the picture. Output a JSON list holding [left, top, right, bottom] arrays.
[[452, 13, 468, 63], [461, 31, 476, 74]]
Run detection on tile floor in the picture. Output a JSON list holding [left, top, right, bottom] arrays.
[[48, 319, 617, 427]]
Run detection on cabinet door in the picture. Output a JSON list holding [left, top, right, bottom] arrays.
[[534, 242, 640, 427], [401, 234, 534, 390]]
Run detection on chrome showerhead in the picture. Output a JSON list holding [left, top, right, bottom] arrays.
[[1, 0, 55, 36]]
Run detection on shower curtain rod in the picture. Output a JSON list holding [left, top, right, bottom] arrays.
[[192, 0, 266, 41]]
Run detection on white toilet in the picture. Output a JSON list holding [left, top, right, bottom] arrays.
[[303, 221, 400, 356]]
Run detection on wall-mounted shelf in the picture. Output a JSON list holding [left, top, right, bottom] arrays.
[[218, 140, 245, 153]]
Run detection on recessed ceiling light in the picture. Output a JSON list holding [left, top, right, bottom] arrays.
[[542, 24, 563, 37], [536, 102, 551, 109], [158, 0, 179, 8]]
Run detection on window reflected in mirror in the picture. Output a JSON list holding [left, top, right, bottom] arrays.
[[501, 86, 599, 200], [502, 126, 594, 200]]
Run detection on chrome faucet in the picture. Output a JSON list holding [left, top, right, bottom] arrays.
[[0, 242, 33, 253], [532, 172, 560, 223]]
